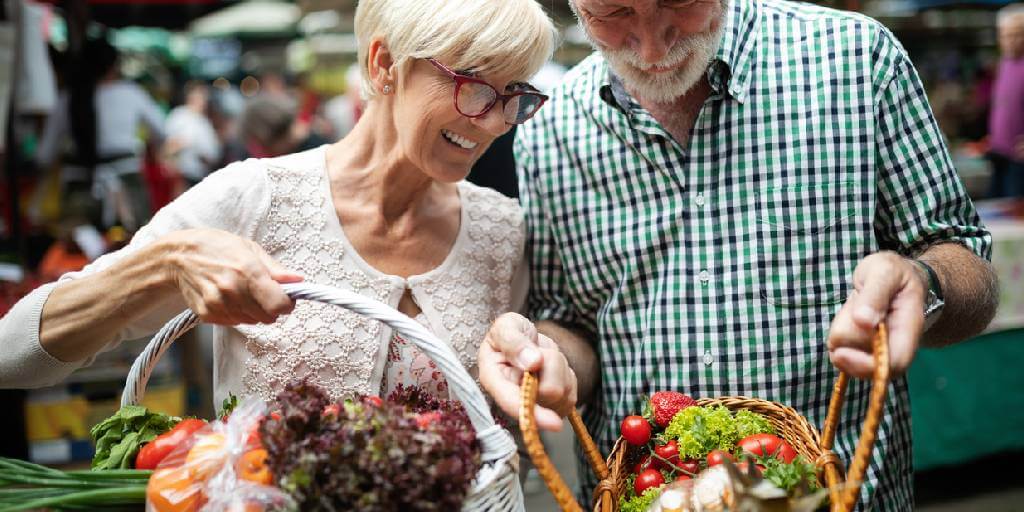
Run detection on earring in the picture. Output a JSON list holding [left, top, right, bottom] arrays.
[[382, 84, 392, 94]]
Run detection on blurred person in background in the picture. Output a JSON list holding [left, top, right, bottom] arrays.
[[163, 82, 220, 196], [207, 86, 247, 168], [988, 3, 1024, 198], [0, 0, 556, 421], [35, 37, 165, 232], [323, 64, 365, 139], [237, 94, 326, 159]]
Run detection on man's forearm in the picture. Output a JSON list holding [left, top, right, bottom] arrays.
[[536, 320, 600, 405], [917, 242, 999, 347]]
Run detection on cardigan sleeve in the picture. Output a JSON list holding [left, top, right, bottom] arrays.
[[0, 158, 272, 389]]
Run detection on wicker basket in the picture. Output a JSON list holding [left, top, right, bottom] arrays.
[[520, 325, 891, 512], [121, 282, 525, 512]]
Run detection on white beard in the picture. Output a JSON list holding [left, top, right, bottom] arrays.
[[587, 20, 725, 104]]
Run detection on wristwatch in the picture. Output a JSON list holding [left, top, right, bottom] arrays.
[[913, 260, 945, 327]]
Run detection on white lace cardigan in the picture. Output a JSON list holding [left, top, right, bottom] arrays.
[[0, 146, 528, 407]]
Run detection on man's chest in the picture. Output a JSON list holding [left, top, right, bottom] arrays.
[[539, 91, 882, 331]]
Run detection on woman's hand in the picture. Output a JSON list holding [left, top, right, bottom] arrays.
[[162, 228, 304, 325], [478, 312, 577, 431]]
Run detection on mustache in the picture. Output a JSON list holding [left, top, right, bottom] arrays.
[[601, 32, 719, 73]]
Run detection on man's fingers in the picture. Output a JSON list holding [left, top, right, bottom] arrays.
[[534, 405, 565, 432], [477, 345, 523, 420], [829, 252, 925, 377], [486, 313, 542, 372], [829, 347, 874, 379], [477, 341, 569, 431], [882, 284, 923, 374], [850, 260, 901, 329]]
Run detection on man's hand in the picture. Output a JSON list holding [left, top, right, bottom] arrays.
[[478, 313, 578, 431], [827, 251, 927, 379]]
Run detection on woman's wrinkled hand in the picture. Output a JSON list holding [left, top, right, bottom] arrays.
[[478, 312, 577, 431], [161, 228, 304, 325]]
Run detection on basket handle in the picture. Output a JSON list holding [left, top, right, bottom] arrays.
[[121, 282, 515, 463], [818, 323, 890, 512], [519, 372, 608, 512], [519, 324, 890, 512]]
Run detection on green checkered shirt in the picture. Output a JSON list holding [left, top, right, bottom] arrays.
[[515, 0, 991, 509]]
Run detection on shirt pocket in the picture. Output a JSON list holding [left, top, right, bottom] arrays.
[[755, 182, 862, 308]]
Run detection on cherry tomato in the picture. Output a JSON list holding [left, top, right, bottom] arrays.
[[653, 440, 680, 470], [737, 434, 797, 463], [706, 449, 734, 466], [633, 468, 665, 495], [135, 419, 208, 470], [674, 473, 692, 483], [620, 415, 652, 446], [677, 459, 700, 476], [632, 454, 653, 474]]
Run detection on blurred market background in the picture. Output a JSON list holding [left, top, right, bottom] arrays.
[[0, 0, 1022, 510]]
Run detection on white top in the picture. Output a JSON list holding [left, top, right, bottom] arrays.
[[36, 81, 166, 171], [165, 106, 220, 181], [0, 146, 528, 407]]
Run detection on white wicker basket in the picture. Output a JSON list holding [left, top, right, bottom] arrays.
[[121, 281, 524, 511]]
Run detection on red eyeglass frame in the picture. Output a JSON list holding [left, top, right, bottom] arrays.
[[426, 58, 548, 124]]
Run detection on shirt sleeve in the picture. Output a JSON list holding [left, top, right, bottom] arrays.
[[0, 159, 271, 389], [872, 31, 992, 260], [514, 129, 589, 331]]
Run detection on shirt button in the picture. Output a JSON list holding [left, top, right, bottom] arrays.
[[703, 350, 714, 366], [699, 270, 710, 284], [694, 193, 706, 207]]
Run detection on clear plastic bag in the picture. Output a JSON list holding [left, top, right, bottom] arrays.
[[145, 399, 294, 512]]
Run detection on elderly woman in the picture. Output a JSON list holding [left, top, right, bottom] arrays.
[[0, 0, 556, 411]]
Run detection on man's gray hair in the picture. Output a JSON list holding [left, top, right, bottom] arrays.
[[998, 3, 1024, 27]]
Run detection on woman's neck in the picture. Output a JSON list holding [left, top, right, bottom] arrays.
[[325, 103, 443, 227]]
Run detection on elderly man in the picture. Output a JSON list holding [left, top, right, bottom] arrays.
[[478, 0, 999, 509], [989, 3, 1024, 198]]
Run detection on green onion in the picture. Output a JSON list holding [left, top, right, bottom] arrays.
[[0, 485, 146, 512]]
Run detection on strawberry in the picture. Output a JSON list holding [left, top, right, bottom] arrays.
[[647, 391, 696, 428]]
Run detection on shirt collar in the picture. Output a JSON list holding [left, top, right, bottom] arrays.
[[598, 0, 760, 111]]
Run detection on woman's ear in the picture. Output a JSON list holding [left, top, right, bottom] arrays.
[[366, 38, 396, 95]]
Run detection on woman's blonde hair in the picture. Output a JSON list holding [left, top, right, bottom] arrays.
[[354, 0, 558, 99]]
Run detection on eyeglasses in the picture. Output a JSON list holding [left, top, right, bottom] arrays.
[[426, 58, 548, 125]]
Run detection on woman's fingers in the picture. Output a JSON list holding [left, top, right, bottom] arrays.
[[167, 229, 300, 325]]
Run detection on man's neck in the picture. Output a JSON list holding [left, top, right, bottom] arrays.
[[634, 80, 713, 147]]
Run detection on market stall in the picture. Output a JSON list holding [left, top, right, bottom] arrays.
[[909, 198, 1024, 470]]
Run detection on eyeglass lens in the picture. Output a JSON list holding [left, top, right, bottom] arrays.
[[455, 81, 543, 124]]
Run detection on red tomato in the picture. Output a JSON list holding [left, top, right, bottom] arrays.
[[677, 459, 700, 476], [706, 450, 734, 467], [653, 441, 680, 470], [632, 454, 653, 474], [620, 416, 652, 446], [674, 473, 692, 483], [135, 419, 208, 470], [363, 396, 383, 407], [737, 434, 797, 463], [633, 468, 665, 495]]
